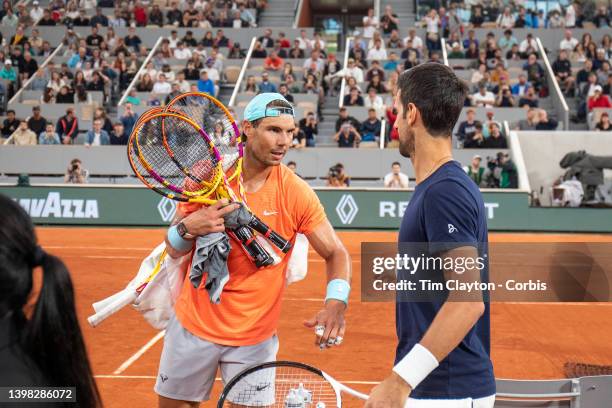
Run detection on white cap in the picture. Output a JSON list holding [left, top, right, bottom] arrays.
[[594, 85, 603, 93], [5, 59, 12, 65]]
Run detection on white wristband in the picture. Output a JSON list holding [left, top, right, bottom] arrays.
[[392, 343, 439, 390]]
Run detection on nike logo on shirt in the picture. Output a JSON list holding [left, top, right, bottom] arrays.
[[263, 210, 278, 216]]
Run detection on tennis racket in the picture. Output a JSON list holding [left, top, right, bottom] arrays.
[[87, 248, 168, 327], [217, 361, 368, 408], [128, 111, 274, 267], [164, 92, 292, 253]]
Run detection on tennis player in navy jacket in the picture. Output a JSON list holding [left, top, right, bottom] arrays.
[[366, 63, 496, 408]]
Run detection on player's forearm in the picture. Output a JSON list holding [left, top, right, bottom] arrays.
[[420, 300, 485, 362], [324, 245, 351, 283]]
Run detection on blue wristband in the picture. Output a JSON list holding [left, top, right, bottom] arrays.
[[167, 225, 193, 252], [325, 279, 350, 305]]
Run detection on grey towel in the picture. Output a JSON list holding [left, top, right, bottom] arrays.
[[190, 232, 231, 304], [223, 202, 253, 228]]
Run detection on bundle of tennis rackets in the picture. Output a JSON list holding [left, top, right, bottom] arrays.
[[128, 92, 292, 267]]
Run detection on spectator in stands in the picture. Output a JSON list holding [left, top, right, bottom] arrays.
[[297, 112, 318, 147], [535, 109, 558, 130], [252, 41, 267, 58], [56, 85, 75, 104], [125, 88, 141, 106], [65, 159, 88, 184], [381, 161, 409, 188], [264, 50, 284, 72], [560, 30, 579, 52], [257, 71, 277, 93], [153, 73, 172, 95], [523, 53, 544, 90], [326, 163, 350, 187], [258, 28, 274, 48], [367, 39, 388, 61], [0, 60, 17, 95], [344, 87, 364, 107], [386, 30, 402, 50], [278, 83, 294, 104], [496, 7, 514, 29], [149, 4, 163, 26], [37, 8, 55, 25], [120, 103, 139, 135], [456, 109, 480, 145], [364, 88, 384, 117], [595, 112, 611, 131], [464, 122, 485, 148], [336, 107, 361, 132], [518, 86, 539, 108], [588, 86, 612, 111], [510, 74, 531, 97], [27, 106, 47, 138], [110, 122, 128, 145], [469, 6, 485, 27], [38, 122, 60, 145], [380, 5, 399, 34], [1, 7, 18, 26], [463, 155, 485, 187], [362, 8, 378, 39], [598, 61, 611, 85], [498, 29, 518, 56], [496, 85, 515, 107], [592, 6, 610, 28], [228, 42, 246, 59], [519, 34, 538, 59], [553, 50, 575, 96], [360, 108, 381, 143], [244, 75, 258, 93], [472, 84, 495, 108], [424, 9, 440, 52], [137, 73, 154, 92], [447, 42, 463, 59], [334, 123, 361, 148], [286, 161, 300, 176], [195, 70, 214, 95], [516, 107, 539, 130], [603, 74, 612, 96], [85, 119, 110, 147], [576, 59, 594, 86], [548, 9, 564, 28], [90, 7, 109, 27], [484, 123, 507, 148], [291, 123, 306, 149], [4, 120, 36, 145]]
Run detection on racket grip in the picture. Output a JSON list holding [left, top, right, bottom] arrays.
[[87, 290, 138, 328], [232, 226, 274, 268], [248, 215, 293, 253]]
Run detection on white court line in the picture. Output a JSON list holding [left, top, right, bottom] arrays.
[[95, 374, 378, 385], [112, 331, 166, 375], [60, 255, 143, 260]]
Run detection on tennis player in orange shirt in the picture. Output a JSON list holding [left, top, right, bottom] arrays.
[[156, 93, 352, 408]]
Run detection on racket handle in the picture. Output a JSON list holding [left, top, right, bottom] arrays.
[[248, 215, 293, 253], [87, 290, 138, 327], [232, 226, 274, 268]]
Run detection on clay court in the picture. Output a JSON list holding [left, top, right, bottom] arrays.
[[36, 228, 612, 407]]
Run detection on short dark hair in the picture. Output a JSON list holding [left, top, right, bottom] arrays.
[[287, 161, 296, 166], [397, 63, 467, 137], [392, 161, 401, 167]]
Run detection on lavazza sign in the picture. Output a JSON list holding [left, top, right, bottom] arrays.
[[15, 192, 100, 219]]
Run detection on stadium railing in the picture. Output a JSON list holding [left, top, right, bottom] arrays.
[[537, 37, 569, 130], [117, 36, 164, 106], [228, 36, 256, 108], [338, 36, 353, 109]]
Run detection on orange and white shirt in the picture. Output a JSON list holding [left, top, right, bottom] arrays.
[[174, 164, 327, 346]]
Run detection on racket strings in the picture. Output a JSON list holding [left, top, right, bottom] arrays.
[[222, 366, 338, 407]]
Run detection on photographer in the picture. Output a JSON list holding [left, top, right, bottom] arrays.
[[496, 85, 515, 107], [326, 163, 350, 187], [64, 159, 88, 184], [334, 123, 361, 148], [298, 112, 318, 147]]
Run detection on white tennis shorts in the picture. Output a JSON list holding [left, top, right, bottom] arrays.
[[154, 314, 279, 402]]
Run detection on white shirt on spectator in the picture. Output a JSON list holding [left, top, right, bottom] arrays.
[[193, 0, 208, 10], [174, 47, 192, 60], [333, 67, 364, 83], [303, 57, 325, 72], [311, 38, 326, 49], [560, 37, 578, 52], [297, 37, 311, 50], [363, 16, 379, 38], [425, 16, 439, 33], [168, 37, 179, 49], [162, 71, 176, 82], [565, 5, 576, 27], [403, 35, 423, 51], [80, 0, 96, 9], [92, 132, 101, 146], [367, 47, 388, 61], [204, 67, 220, 83], [472, 91, 495, 108], [30, 7, 44, 21], [364, 95, 385, 117], [153, 81, 172, 94], [384, 172, 409, 188], [144, 68, 158, 81], [497, 13, 515, 29], [232, 19, 242, 29], [367, 38, 386, 50], [177, 79, 190, 92], [519, 38, 538, 54]]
